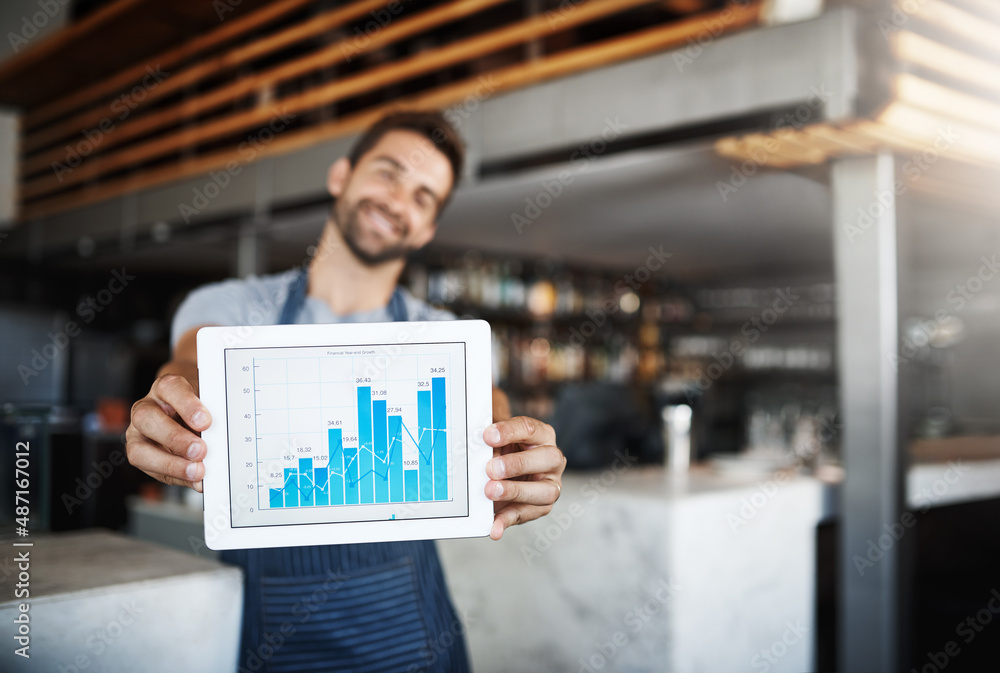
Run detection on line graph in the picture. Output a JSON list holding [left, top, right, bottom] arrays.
[[267, 411, 447, 509], [246, 349, 454, 510]]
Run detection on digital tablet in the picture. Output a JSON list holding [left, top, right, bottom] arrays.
[[196, 319, 494, 550]]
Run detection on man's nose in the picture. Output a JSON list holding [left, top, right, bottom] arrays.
[[381, 181, 408, 218]]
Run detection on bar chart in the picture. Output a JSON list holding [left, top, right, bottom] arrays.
[[228, 343, 464, 519], [264, 375, 450, 509]]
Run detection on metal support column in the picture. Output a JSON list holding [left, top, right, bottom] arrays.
[[235, 159, 273, 278], [833, 152, 903, 672]]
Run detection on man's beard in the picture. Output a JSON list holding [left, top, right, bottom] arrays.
[[333, 198, 415, 266]]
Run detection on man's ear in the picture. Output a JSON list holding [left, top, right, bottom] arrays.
[[327, 157, 351, 198]]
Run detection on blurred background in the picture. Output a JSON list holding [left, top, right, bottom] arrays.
[[0, 0, 999, 671]]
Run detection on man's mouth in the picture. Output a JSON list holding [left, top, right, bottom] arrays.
[[364, 204, 403, 238]]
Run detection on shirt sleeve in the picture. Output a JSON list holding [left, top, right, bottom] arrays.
[[170, 278, 256, 351]]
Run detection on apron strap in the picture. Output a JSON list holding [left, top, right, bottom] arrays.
[[278, 267, 408, 325]]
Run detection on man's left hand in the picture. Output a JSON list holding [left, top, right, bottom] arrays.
[[483, 416, 566, 540]]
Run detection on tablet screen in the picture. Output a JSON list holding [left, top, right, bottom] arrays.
[[222, 341, 469, 529]]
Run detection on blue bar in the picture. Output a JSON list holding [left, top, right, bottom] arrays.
[[344, 446, 359, 505], [299, 458, 314, 506], [432, 377, 446, 427], [373, 399, 389, 503], [388, 415, 403, 503], [432, 377, 447, 501], [358, 386, 374, 504], [328, 428, 344, 505], [314, 467, 329, 506], [417, 389, 433, 501], [404, 469, 418, 502], [269, 488, 283, 508], [283, 468, 298, 507]]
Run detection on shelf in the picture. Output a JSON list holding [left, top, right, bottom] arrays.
[[436, 303, 644, 326], [910, 434, 1000, 463], [499, 379, 656, 395], [437, 302, 835, 331]]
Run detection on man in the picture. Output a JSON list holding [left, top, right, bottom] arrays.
[[125, 110, 566, 672]]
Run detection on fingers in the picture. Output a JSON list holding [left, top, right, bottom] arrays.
[[481, 414, 565, 541], [130, 398, 206, 460], [490, 503, 550, 541], [483, 416, 555, 449], [157, 473, 204, 493], [126, 437, 205, 484], [151, 374, 212, 433], [486, 477, 560, 506], [126, 373, 211, 495], [487, 445, 564, 480]]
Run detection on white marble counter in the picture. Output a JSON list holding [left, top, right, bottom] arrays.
[[438, 464, 830, 673], [0, 530, 242, 673], [907, 458, 1000, 510]]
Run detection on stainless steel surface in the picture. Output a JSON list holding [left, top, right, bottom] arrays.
[[832, 152, 902, 672]]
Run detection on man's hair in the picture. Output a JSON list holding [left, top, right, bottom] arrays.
[[347, 110, 465, 205]]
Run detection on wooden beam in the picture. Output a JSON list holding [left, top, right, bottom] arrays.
[[713, 138, 806, 168], [789, 124, 859, 155], [23, 0, 391, 150], [891, 31, 1000, 96], [911, 0, 1000, 56], [718, 121, 930, 169], [717, 122, 886, 169], [949, 0, 1000, 24], [893, 73, 1000, 136], [771, 128, 834, 162], [23, 0, 320, 129], [0, 0, 147, 85], [949, 0, 1000, 25], [740, 132, 828, 164], [848, 119, 938, 156], [18, 1, 763, 219], [801, 123, 884, 154], [22, 0, 510, 172], [877, 101, 1000, 165], [713, 65, 1000, 171], [22, 0, 715, 199], [661, 0, 710, 13]]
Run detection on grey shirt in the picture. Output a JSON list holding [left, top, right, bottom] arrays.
[[170, 268, 455, 350]]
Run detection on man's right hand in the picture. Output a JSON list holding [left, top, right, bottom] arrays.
[[126, 326, 213, 492]]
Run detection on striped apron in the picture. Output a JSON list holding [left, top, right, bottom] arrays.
[[221, 269, 471, 673]]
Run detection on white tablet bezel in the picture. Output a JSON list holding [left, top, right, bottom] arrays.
[[196, 319, 494, 550]]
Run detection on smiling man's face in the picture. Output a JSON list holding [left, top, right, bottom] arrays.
[[327, 129, 455, 266]]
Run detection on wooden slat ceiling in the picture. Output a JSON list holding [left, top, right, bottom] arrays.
[[714, 0, 1000, 208], [0, 0, 275, 109], [2, 0, 762, 221]]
